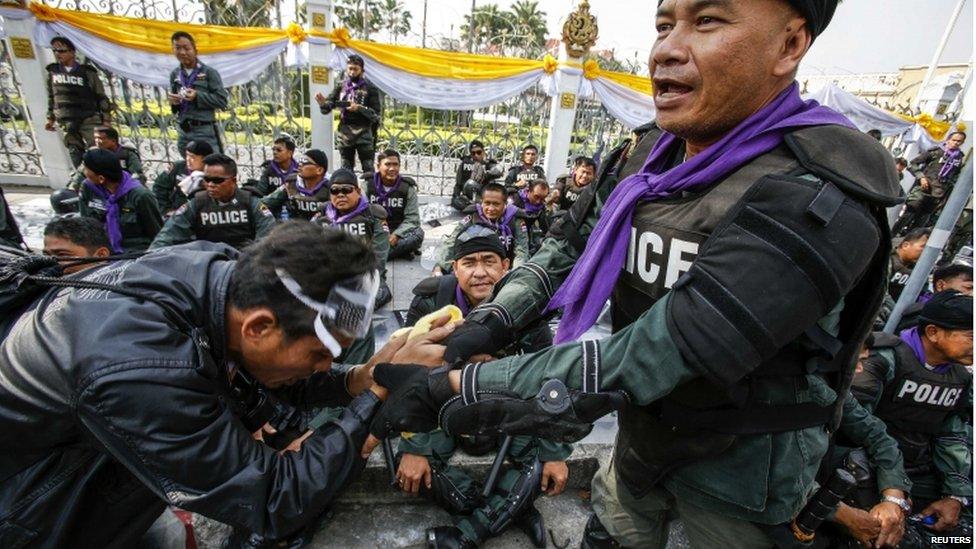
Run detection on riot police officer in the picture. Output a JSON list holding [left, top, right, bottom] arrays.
[[452, 140, 502, 212], [78, 148, 163, 253], [262, 149, 331, 221], [503, 144, 546, 194], [889, 228, 931, 301], [508, 178, 550, 255], [168, 31, 228, 154], [150, 153, 275, 250], [256, 136, 299, 196], [893, 132, 968, 236], [314, 55, 382, 174], [855, 292, 973, 542], [152, 139, 213, 216], [69, 126, 145, 189], [434, 182, 529, 274], [365, 2, 908, 547], [552, 156, 596, 213], [44, 36, 112, 168], [365, 149, 424, 260], [312, 168, 392, 310]]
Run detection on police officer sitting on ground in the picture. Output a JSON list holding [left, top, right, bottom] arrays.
[[78, 148, 163, 253], [256, 136, 300, 196], [434, 182, 529, 275], [401, 226, 569, 548], [262, 149, 331, 221], [42, 216, 111, 274], [168, 31, 229, 154], [551, 156, 597, 214], [366, 149, 424, 260], [364, 1, 908, 547], [509, 178, 551, 256], [893, 131, 968, 237], [45, 36, 112, 168], [68, 126, 145, 190], [152, 139, 213, 217], [452, 140, 502, 212], [854, 291, 973, 542], [0, 222, 454, 545], [886, 263, 976, 334], [150, 154, 275, 250], [313, 168, 393, 310], [889, 228, 932, 301], [314, 54, 382, 174], [504, 144, 546, 194]]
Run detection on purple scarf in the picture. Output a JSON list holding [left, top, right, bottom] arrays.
[[325, 196, 369, 225], [298, 177, 329, 197], [516, 188, 544, 215], [83, 171, 141, 253], [900, 326, 954, 373], [938, 146, 963, 181], [340, 76, 365, 119], [455, 283, 472, 316], [372, 172, 402, 216], [270, 159, 298, 182], [549, 82, 854, 343], [177, 64, 203, 116], [476, 203, 518, 242]]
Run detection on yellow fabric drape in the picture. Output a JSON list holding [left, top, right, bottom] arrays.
[[30, 2, 286, 54], [601, 69, 653, 96], [896, 112, 966, 142]]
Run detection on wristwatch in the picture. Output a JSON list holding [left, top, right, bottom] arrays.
[[882, 495, 912, 514], [946, 495, 971, 507]]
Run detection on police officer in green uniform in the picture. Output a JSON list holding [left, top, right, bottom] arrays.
[[78, 149, 163, 253], [365, 149, 424, 260], [256, 136, 299, 196], [262, 149, 331, 221], [503, 145, 546, 194], [452, 140, 503, 212], [399, 227, 569, 548], [365, 2, 909, 547], [69, 126, 145, 190], [314, 55, 382, 174], [855, 292, 973, 543], [434, 182, 529, 275], [151, 140, 212, 217], [893, 132, 968, 237], [168, 32, 228, 154], [508, 178, 551, 256], [552, 156, 596, 214], [150, 153, 275, 250], [45, 37, 112, 168], [889, 228, 931, 301]]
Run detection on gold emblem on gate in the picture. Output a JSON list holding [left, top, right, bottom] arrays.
[[560, 92, 576, 109], [312, 12, 326, 28], [311, 66, 329, 85], [10, 38, 34, 59]]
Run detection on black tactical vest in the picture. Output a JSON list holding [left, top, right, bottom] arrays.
[[368, 177, 413, 231], [557, 176, 587, 211], [46, 63, 100, 120], [262, 162, 297, 194], [888, 252, 913, 300], [113, 146, 137, 173], [318, 204, 386, 243], [460, 207, 521, 261], [872, 332, 971, 468], [190, 190, 256, 249], [287, 184, 331, 221], [510, 166, 545, 187]]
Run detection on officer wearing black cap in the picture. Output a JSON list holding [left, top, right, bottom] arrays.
[[262, 149, 332, 221], [401, 226, 568, 548], [312, 168, 393, 309], [152, 140, 214, 216], [78, 148, 162, 253], [855, 291, 973, 539], [45, 36, 112, 168], [150, 154, 276, 250], [314, 54, 382, 174], [364, 2, 909, 547]]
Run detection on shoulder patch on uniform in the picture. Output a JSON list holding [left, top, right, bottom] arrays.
[[256, 201, 274, 217], [368, 203, 388, 219]]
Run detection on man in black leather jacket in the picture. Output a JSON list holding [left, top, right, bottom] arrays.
[[0, 221, 449, 547]]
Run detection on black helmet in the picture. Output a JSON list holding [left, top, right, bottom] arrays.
[[50, 188, 79, 215]]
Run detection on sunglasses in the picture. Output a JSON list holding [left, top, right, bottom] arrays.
[[330, 185, 357, 195], [203, 175, 231, 184]]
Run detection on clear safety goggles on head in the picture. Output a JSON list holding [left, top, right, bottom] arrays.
[[275, 267, 379, 357], [457, 224, 498, 243]]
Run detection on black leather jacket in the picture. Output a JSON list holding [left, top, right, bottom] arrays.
[[0, 243, 380, 547]]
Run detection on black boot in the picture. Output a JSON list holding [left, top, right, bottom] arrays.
[[375, 282, 392, 310], [515, 503, 546, 548], [420, 465, 483, 515], [425, 526, 478, 549], [580, 513, 620, 549]]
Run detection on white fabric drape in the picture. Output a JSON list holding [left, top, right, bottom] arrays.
[[590, 77, 654, 130], [31, 20, 287, 88], [329, 47, 546, 110]]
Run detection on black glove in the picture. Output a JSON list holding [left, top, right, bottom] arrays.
[[444, 309, 512, 363], [368, 364, 456, 440]]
